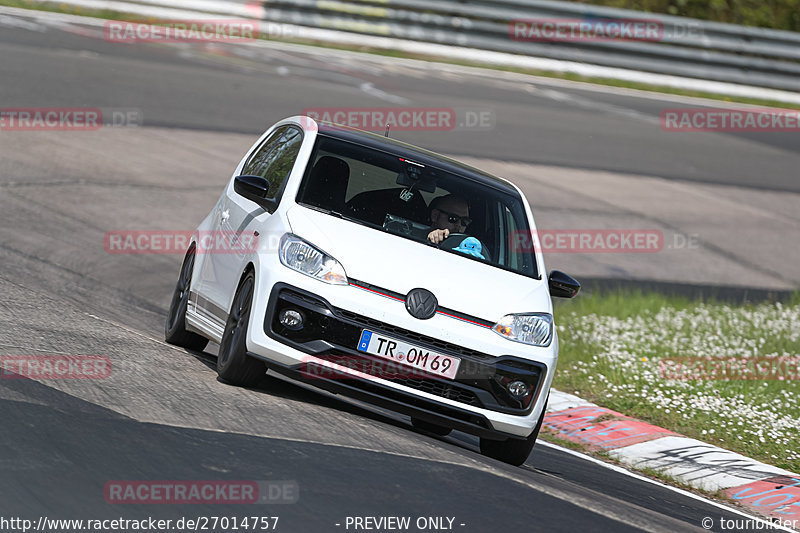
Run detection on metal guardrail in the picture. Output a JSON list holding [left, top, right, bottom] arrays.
[[254, 0, 800, 92]]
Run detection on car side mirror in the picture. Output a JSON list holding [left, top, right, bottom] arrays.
[[233, 175, 279, 213], [548, 270, 580, 298]]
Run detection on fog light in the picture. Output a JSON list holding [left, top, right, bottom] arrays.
[[279, 309, 304, 330], [507, 380, 530, 399]]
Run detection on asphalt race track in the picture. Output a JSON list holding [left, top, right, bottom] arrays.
[[1, 8, 798, 533]]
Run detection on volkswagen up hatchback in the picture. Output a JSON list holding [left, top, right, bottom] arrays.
[[165, 116, 580, 465]]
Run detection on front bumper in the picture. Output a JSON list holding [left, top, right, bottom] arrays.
[[250, 282, 551, 439]]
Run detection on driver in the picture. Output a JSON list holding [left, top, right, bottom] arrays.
[[426, 194, 472, 244]]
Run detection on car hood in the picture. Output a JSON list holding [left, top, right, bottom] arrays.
[[286, 206, 551, 322]]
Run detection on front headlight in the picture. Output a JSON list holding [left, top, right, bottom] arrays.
[[279, 234, 348, 285], [492, 313, 553, 346]]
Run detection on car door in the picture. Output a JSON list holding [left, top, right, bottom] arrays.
[[199, 125, 304, 323]]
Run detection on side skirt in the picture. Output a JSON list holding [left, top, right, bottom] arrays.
[[186, 292, 225, 344]]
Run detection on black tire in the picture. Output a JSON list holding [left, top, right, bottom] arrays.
[[479, 398, 548, 466], [216, 271, 266, 387], [165, 248, 209, 351], [411, 417, 452, 436]]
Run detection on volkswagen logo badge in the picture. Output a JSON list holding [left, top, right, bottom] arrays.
[[405, 288, 437, 320]]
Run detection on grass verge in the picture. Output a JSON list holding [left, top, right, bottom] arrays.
[[553, 290, 800, 473], [3, 0, 800, 110], [0, 0, 150, 22]]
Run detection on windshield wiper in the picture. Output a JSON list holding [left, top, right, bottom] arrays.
[[305, 204, 366, 226], [304, 205, 344, 218]]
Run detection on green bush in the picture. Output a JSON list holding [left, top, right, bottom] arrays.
[[574, 0, 800, 32]]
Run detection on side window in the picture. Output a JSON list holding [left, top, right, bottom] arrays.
[[502, 206, 521, 271], [242, 126, 303, 200], [502, 203, 536, 276]]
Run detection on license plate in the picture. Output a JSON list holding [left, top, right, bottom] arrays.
[[356, 330, 460, 380]]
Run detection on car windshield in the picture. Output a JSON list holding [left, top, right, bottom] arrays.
[[296, 135, 539, 278]]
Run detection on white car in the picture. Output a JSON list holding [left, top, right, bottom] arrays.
[[165, 116, 580, 465]]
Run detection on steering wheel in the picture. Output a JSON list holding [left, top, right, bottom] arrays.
[[437, 233, 470, 249]]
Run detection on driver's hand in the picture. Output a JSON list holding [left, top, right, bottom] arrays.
[[427, 228, 449, 244]]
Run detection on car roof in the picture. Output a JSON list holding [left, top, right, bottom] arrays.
[[315, 121, 518, 195]]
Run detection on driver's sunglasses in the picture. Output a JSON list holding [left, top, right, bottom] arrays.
[[436, 209, 472, 227]]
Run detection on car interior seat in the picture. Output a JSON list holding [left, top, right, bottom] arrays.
[[346, 187, 429, 226], [300, 156, 350, 212]]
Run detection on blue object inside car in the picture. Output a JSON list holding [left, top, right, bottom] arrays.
[[452, 237, 485, 259]]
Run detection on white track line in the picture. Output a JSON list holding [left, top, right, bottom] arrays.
[[538, 440, 799, 532]]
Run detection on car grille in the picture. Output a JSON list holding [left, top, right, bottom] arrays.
[[318, 352, 482, 407], [393, 378, 481, 406], [335, 308, 495, 361]]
